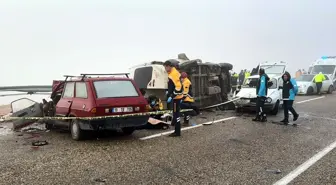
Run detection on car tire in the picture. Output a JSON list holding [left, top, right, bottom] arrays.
[[327, 86, 333, 94], [45, 121, 53, 130], [122, 127, 135, 135], [70, 120, 85, 141], [306, 86, 314, 95], [270, 100, 280, 115]]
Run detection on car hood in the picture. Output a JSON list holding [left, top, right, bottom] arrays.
[[296, 81, 311, 87], [235, 88, 277, 98]]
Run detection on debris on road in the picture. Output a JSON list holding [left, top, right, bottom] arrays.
[[266, 169, 282, 174], [32, 140, 48, 146]]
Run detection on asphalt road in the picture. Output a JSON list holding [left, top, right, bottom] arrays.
[[0, 94, 336, 185]]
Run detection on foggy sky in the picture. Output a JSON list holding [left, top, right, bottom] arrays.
[[0, 0, 335, 86]]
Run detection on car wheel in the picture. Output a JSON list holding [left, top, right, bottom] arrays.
[[270, 100, 280, 115], [327, 86, 333, 94], [70, 120, 85, 141], [45, 121, 53, 130], [122, 127, 135, 135], [306, 86, 314, 95]]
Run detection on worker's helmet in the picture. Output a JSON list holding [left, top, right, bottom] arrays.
[[181, 72, 188, 78]]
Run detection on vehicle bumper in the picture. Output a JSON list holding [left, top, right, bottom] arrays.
[[297, 88, 307, 95], [78, 115, 150, 130], [234, 99, 274, 111]]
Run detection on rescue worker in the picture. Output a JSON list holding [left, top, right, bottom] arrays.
[[295, 69, 302, 79], [180, 72, 200, 125], [163, 60, 183, 137], [239, 70, 245, 85], [148, 95, 164, 118], [252, 68, 270, 122], [231, 72, 239, 93], [279, 71, 299, 125], [313, 72, 326, 95], [244, 70, 250, 79]]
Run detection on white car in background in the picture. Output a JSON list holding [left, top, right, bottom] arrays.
[[233, 74, 283, 115], [296, 74, 334, 95]]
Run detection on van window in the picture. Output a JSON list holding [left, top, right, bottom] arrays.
[[93, 80, 139, 98], [63, 82, 75, 98], [242, 78, 258, 88], [75, 82, 88, 98]]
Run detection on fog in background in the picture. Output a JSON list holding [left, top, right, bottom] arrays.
[[0, 0, 335, 86]]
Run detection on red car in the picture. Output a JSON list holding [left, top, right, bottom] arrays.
[[46, 74, 149, 140]]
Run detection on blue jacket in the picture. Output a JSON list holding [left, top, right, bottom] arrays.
[[257, 74, 269, 97], [289, 78, 298, 100], [281, 72, 298, 100]]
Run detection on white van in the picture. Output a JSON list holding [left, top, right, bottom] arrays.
[[310, 56, 336, 87], [233, 74, 283, 115]]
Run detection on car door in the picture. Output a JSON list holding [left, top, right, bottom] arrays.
[[321, 75, 329, 92], [70, 82, 91, 117], [55, 82, 75, 117], [278, 77, 283, 102]]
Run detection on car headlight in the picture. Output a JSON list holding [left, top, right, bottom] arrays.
[[266, 97, 272, 103]]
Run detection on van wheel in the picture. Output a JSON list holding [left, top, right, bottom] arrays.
[[270, 100, 279, 115], [327, 86, 333, 94], [306, 87, 313, 95], [70, 120, 85, 141], [122, 127, 135, 135]]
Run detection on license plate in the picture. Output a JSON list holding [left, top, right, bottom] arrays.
[[112, 107, 133, 113]]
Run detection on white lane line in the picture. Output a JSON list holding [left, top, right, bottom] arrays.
[[273, 139, 336, 185], [139, 117, 236, 140], [295, 96, 325, 104]]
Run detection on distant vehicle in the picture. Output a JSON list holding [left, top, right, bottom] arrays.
[[310, 56, 336, 87], [296, 74, 334, 95], [7, 74, 150, 140], [232, 74, 283, 115], [129, 53, 233, 109]]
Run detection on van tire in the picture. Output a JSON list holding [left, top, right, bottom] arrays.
[[70, 120, 85, 141], [306, 87, 314, 95], [327, 86, 333, 94], [270, 100, 280, 115], [122, 127, 135, 135]]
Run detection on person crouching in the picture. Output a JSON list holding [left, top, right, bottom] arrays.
[[180, 72, 200, 125]]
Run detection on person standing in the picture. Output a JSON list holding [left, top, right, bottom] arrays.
[[163, 60, 183, 137], [231, 72, 239, 93], [239, 70, 245, 85], [280, 71, 299, 125], [180, 72, 200, 125], [313, 72, 326, 95], [252, 68, 269, 122]]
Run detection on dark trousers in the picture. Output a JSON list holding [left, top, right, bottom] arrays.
[[316, 82, 322, 94], [172, 99, 181, 135], [283, 100, 298, 120], [180, 102, 200, 123], [256, 96, 266, 118]]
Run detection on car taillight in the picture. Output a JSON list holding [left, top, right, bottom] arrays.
[[90, 108, 97, 113]]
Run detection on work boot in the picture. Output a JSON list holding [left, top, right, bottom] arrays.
[[281, 119, 289, 125], [293, 114, 299, 121], [260, 116, 267, 122], [252, 116, 261, 122], [168, 132, 180, 137], [183, 120, 189, 126]]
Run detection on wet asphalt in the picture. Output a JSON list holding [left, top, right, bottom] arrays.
[[0, 94, 336, 185]]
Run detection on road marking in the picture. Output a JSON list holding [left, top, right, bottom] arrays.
[[273, 139, 336, 185], [295, 96, 325, 104], [139, 117, 236, 140]]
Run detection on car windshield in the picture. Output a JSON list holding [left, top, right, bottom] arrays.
[[261, 65, 285, 74], [311, 65, 336, 74], [296, 75, 314, 82], [242, 78, 258, 88], [93, 80, 139, 98]]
